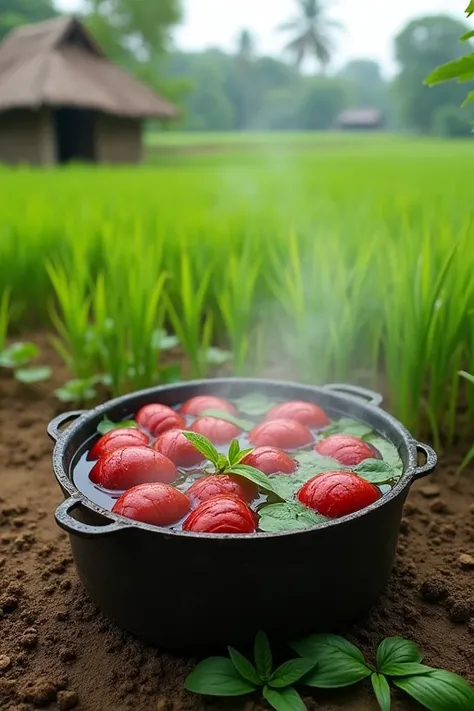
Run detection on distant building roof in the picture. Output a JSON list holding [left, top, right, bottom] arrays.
[[336, 108, 383, 127], [0, 16, 178, 119]]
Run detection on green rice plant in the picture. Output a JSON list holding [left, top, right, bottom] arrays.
[[165, 246, 215, 379], [0, 288, 9, 353], [217, 246, 262, 374]]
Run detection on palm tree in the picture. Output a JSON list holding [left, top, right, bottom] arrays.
[[279, 0, 342, 71]]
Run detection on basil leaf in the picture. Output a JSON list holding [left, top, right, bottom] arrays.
[[228, 439, 241, 466], [228, 647, 261, 686], [263, 685, 306, 711], [383, 663, 434, 677], [201, 408, 254, 432], [259, 503, 327, 533], [234, 393, 275, 416], [235, 447, 255, 463], [292, 634, 371, 689], [394, 670, 474, 711], [184, 657, 256, 696], [321, 418, 372, 438], [269, 658, 317, 688], [182, 432, 220, 467], [229, 464, 277, 494], [355, 459, 397, 485], [371, 673, 391, 711], [0, 342, 39, 368], [376, 638, 423, 672], [365, 436, 403, 476], [14, 366, 52, 383], [294, 453, 346, 472], [97, 416, 137, 435], [254, 631, 273, 681]]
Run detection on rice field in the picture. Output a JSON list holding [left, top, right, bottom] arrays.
[[2, 132, 474, 447]]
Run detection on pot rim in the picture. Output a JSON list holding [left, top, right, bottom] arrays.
[[50, 378, 435, 540]]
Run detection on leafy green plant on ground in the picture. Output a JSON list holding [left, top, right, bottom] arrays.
[[292, 633, 474, 711], [185, 632, 474, 710], [425, 2, 474, 109], [185, 631, 314, 711], [0, 341, 51, 384]]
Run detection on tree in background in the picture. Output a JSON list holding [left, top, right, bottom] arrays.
[[297, 76, 349, 129], [234, 30, 256, 129], [279, 0, 342, 71], [0, 0, 57, 42], [394, 15, 472, 133]]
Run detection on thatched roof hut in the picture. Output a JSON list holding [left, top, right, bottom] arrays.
[[0, 16, 178, 165], [335, 108, 384, 131]]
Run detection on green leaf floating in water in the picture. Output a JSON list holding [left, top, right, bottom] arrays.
[[234, 393, 276, 417], [201, 408, 254, 432], [259, 502, 327, 533], [354, 459, 398, 485], [365, 435, 404, 477], [97, 416, 137, 435], [320, 417, 373, 439]]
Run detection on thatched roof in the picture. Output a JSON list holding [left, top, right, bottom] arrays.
[[0, 16, 178, 119]]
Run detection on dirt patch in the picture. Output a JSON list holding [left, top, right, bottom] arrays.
[[1, 334, 473, 710]]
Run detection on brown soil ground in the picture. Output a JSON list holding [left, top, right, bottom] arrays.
[[1, 334, 474, 711]]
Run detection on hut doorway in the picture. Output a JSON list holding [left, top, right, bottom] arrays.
[[54, 108, 96, 164]]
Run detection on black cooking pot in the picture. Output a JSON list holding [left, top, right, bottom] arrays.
[[48, 379, 436, 651]]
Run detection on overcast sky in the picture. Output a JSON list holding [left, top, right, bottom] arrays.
[[57, 0, 467, 74]]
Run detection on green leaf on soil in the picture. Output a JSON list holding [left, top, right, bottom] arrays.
[[263, 685, 307, 711], [201, 408, 254, 431], [151, 328, 180, 351], [97, 416, 137, 435], [258, 502, 327, 533], [376, 638, 423, 672], [394, 670, 474, 711], [0, 342, 39, 368], [371, 673, 391, 711], [228, 647, 261, 686], [254, 631, 273, 681], [202, 347, 233, 366], [269, 658, 317, 688], [182, 432, 220, 467], [320, 417, 373, 438], [14, 366, 52, 383], [382, 663, 434, 677], [354, 459, 397, 485], [234, 393, 276, 416], [292, 634, 371, 688], [54, 378, 98, 403], [184, 657, 257, 696]]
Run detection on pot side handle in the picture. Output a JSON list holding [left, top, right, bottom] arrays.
[[47, 411, 87, 443], [412, 442, 438, 481], [323, 383, 383, 408], [55, 496, 130, 538]]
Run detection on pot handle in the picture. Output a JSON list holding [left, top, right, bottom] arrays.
[[55, 496, 130, 538], [47, 411, 87, 443], [413, 442, 438, 481], [323, 383, 383, 407]]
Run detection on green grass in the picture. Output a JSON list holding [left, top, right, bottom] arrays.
[[1, 133, 474, 443]]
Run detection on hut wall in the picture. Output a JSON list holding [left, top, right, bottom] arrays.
[[96, 114, 143, 164], [0, 108, 55, 165]]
